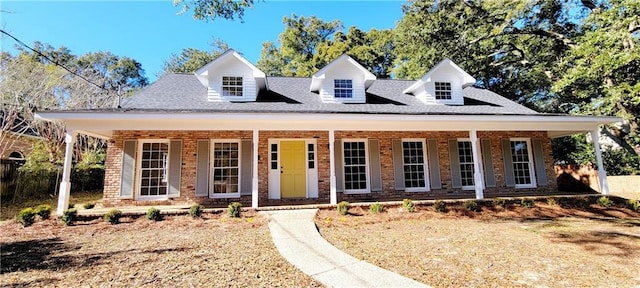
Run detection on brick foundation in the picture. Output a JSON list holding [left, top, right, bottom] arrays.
[[102, 130, 557, 207]]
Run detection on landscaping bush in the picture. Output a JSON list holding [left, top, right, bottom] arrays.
[[463, 200, 479, 212], [68, 202, 75, 209], [597, 196, 613, 208], [402, 199, 415, 213], [626, 199, 640, 212], [546, 197, 558, 207], [492, 197, 506, 208], [146, 207, 162, 221], [433, 200, 447, 212], [189, 204, 204, 218], [17, 208, 36, 227], [60, 208, 77, 226], [337, 201, 350, 215], [83, 202, 96, 209], [228, 202, 242, 218], [369, 202, 383, 214], [521, 198, 534, 208], [104, 209, 122, 225], [34, 204, 52, 219]]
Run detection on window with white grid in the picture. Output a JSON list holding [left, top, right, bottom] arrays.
[[334, 79, 353, 98], [139, 142, 169, 197], [434, 82, 452, 100], [222, 76, 243, 97], [343, 141, 367, 191], [402, 141, 427, 189], [511, 140, 533, 186], [458, 141, 475, 187], [212, 141, 240, 196]]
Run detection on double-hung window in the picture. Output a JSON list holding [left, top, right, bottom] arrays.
[[434, 82, 452, 100], [342, 140, 368, 192], [510, 139, 536, 188], [222, 76, 243, 97], [138, 141, 169, 198], [402, 140, 429, 191], [334, 79, 353, 98], [211, 141, 240, 197], [457, 140, 475, 189]]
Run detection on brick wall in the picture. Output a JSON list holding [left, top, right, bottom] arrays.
[[103, 129, 557, 207], [1, 135, 36, 159]]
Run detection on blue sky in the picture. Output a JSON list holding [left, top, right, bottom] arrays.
[[1, 1, 405, 81]]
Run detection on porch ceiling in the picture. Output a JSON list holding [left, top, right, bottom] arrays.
[[35, 112, 621, 140]]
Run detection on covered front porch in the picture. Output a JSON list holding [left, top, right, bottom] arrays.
[[35, 111, 619, 215]]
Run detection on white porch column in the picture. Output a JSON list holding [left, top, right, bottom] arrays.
[[469, 130, 485, 199], [329, 130, 337, 205], [56, 130, 76, 216], [252, 129, 260, 208], [590, 128, 610, 195]]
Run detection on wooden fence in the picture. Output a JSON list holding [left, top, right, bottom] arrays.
[[0, 159, 21, 198]]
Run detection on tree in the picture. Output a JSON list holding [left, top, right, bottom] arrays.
[[257, 15, 395, 78], [162, 39, 229, 74], [553, 0, 640, 155], [174, 0, 255, 22]]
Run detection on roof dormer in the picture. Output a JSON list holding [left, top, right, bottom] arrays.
[[195, 49, 267, 102], [403, 59, 476, 106], [310, 54, 376, 104]]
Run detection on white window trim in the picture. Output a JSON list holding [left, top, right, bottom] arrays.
[[510, 138, 537, 189], [307, 141, 317, 171], [402, 138, 430, 192], [434, 81, 452, 100], [341, 138, 371, 194], [221, 75, 245, 99], [135, 139, 170, 201], [210, 139, 242, 198], [333, 79, 354, 99], [457, 138, 476, 191]]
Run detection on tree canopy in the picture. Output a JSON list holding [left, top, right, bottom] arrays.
[[162, 39, 230, 74]]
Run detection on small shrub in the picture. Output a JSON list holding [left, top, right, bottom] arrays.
[[34, 204, 52, 220], [17, 208, 36, 227], [433, 200, 447, 212], [463, 200, 479, 212], [68, 202, 75, 209], [228, 202, 242, 218], [402, 199, 415, 213], [83, 202, 96, 209], [337, 201, 350, 215], [576, 196, 592, 208], [492, 198, 506, 208], [104, 209, 122, 224], [597, 196, 613, 208], [546, 197, 558, 207], [189, 204, 203, 218], [626, 199, 640, 211], [146, 207, 162, 221], [369, 202, 383, 214], [521, 198, 534, 208], [60, 209, 77, 226]]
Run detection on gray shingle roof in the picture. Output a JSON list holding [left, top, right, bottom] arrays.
[[119, 74, 538, 115]]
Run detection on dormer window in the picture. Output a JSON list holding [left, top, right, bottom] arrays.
[[434, 82, 452, 100], [334, 79, 353, 98], [222, 76, 243, 97]]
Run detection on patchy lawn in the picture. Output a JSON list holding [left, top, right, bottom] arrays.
[[316, 197, 640, 288], [1, 212, 321, 287], [1, 190, 103, 221]]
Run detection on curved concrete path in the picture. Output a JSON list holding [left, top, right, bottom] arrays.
[[262, 209, 429, 288]]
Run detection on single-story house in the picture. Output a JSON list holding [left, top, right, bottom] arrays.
[[36, 50, 620, 215]]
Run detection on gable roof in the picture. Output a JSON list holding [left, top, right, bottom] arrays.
[[310, 54, 377, 91], [120, 73, 537, 115], [403, 58, 476, 94], [194, 49, 267, 88]]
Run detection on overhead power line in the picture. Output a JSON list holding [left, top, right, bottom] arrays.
[[0, 29, 110, 92]]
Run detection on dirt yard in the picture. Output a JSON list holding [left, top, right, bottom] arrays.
[[316, 197, 640, 287], [1, 212, 321, 287]]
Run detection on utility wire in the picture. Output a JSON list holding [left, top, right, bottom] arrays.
[[1, 29, 110, 92]]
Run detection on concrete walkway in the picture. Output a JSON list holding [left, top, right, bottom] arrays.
[[262, 209, 429, 288]]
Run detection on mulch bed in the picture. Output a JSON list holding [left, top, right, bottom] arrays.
[[316, 197, 640, 287], [1, 212, 321, 287]]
